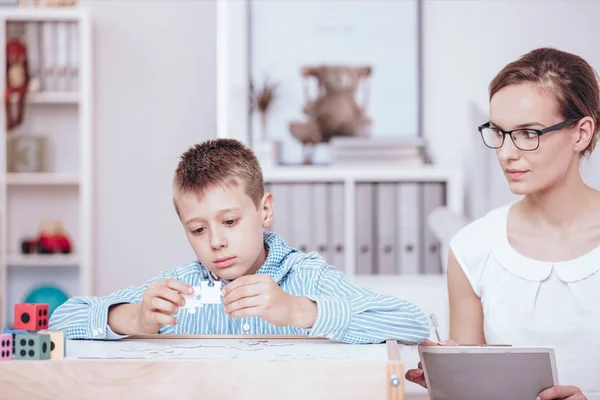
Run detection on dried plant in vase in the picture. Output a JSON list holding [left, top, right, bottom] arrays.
[[250, 78, 279, 142]]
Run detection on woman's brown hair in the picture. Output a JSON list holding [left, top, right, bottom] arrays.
[[489, 47, 600, 156]]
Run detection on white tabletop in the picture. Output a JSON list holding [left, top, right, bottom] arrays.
[[64, 337, 428, 396]]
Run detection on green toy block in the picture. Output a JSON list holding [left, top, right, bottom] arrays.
[[14, 333, 51, 360]]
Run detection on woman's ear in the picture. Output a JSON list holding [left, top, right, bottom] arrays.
[[260, 192, 274, 229], [574, 116, 595, 152]]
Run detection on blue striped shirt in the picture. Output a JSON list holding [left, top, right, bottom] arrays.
[[49, 232, 431, 344]]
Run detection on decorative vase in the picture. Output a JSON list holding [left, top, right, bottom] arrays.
[[253, 139, 280, 168]]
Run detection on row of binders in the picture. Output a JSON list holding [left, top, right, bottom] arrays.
[[1, 303, 65, 361], [8, 20, 80, 93], [266, 181, 445, 275]]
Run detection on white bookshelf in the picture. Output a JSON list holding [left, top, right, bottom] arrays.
[[261, 165, 464, 279], [0, 7, 92, 331]]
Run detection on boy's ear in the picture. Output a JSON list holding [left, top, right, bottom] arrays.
[[260, 192, 274, 229]]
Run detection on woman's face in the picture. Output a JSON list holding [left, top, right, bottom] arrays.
[[488, 82, 582, 195]]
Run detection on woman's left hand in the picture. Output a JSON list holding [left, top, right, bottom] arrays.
[[537, 385, 587, 400]]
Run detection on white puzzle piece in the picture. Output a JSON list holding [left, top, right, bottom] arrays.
[[182, 281, 223, 313]]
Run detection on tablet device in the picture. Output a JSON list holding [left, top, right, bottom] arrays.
[[419, 346, 558, 400]]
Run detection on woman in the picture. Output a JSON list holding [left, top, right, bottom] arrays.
[[406, 48, 600, 400]]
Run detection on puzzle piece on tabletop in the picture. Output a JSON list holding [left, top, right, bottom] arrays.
[[3, 329, 26, 356], [0, 333, 12, 360], [14, 303, 49, 331], [39, 330, 65, 360], [182, 281, 223, 314], [15, 333, 51, 360]]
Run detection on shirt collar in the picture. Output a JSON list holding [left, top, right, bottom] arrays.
[[200, 231, 297, 285]]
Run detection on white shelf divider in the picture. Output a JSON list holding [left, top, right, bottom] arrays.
[[7, 173, 80, 186], [26, 91, 80, 105], [7, 253, 79, 267]]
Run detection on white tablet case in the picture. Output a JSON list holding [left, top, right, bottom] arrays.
[[419, 346, 558, 400]]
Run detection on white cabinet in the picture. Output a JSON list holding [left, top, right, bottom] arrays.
[[0, 8, 92, 331], [263, 165, 463, 278]]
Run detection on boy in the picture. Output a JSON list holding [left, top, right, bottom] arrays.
[[49, 139, 431, 344]]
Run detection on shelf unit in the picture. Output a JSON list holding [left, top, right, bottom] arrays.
[[0, 7, 92, 331], [261, 165, 463, 279]]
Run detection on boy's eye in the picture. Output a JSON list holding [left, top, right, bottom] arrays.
[[224, 219, 237, 226], [192, 227, 204, 235]]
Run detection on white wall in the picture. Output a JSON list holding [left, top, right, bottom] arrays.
[[79, 0, 216, 295], [422, 0, 600, 219]]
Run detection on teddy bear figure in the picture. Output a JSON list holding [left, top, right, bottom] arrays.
[[289, 65, 372, 163]]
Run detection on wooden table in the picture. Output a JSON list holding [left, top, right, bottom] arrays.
[[0, 334, 429, 400]]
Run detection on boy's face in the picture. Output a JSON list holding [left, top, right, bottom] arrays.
[[174, 181, 273, 281]]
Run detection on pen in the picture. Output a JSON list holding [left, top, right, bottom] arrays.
[[429, 313, 443, 343]]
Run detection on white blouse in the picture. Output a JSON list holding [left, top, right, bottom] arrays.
[[450, 203, 600, 399]]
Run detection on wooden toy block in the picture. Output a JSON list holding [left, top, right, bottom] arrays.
[[3, 328, 27, 356], [14, 303, 49, 331], [14, 333, 51, 360], [39, 330, 65, 360], [0, 333, 12, 360]]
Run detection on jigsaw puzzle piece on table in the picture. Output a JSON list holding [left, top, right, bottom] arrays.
[[181, 281, 223, 314], [39, 330, 65, 360], [0, 333, 12, 360], [3, 329, 26, 357], [14, 303, 49, 331], [15, 333, 51, 360]]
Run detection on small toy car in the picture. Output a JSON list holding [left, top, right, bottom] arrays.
[[21, 220, 72, 254]]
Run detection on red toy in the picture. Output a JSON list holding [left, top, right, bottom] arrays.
[[14, 303, 49, 331], [5, 38, 30, 131], [21, 220, 72, 254]]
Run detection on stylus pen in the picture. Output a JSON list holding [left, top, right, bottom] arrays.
[[429, 313, 443, 343]]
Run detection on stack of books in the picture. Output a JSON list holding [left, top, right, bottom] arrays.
[[329, 137, 428, 166]]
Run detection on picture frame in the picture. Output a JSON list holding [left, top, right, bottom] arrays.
[[216, 0, 422, 166]]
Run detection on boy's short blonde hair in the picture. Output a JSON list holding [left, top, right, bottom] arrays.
[[173, 139, 264, 208]]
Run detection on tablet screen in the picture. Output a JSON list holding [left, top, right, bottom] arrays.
[[420, 347, 557, 400]]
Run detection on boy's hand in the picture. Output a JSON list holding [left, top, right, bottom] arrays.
[[137, 279, 194, 334], [222, 275, 317, 328]]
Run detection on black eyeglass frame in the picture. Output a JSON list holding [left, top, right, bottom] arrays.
[[478, 118, 581, 151]]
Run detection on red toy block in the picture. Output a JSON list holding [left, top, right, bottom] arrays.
[[0, 333, 12, 360], [14, 303, 49, 331]]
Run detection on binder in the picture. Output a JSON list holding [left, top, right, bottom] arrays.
[[311, 183, 330, 263], [421, 182, 446, 274], [291, 183, 312, 253], [269, 183, 294, 247], [396, 183, 420, 274], [329, 182, 345, 271], [355, 183, 374, 275], [375, 183, 397, 274]]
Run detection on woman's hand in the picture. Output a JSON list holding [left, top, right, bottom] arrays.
[[537, 385, 587, 400], [404, 338, 458, 388]]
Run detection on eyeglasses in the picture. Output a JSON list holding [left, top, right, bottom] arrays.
[[478, 118, 580, 151]]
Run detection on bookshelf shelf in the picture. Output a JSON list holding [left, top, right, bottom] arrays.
[[26, 91, 79, 104], [7, 172, 80, 185], [7, 253, 79, 267]]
